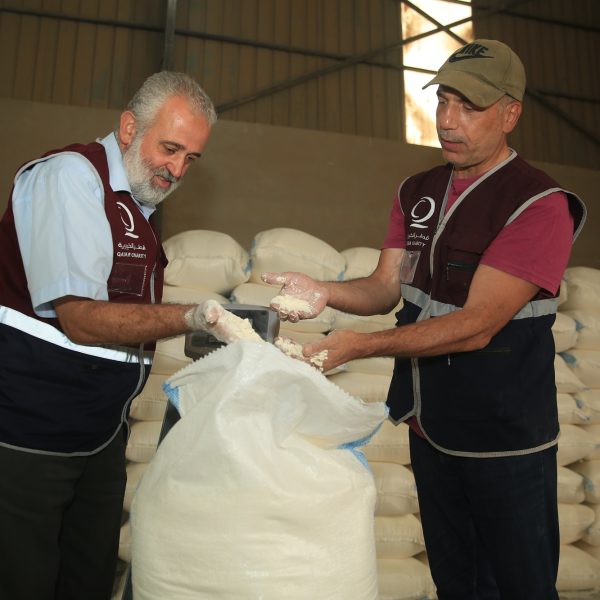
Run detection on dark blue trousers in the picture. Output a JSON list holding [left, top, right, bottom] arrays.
[[409, 430, 560, 600], [0, 430, 126, 600]]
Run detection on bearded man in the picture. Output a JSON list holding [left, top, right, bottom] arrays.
[[0, 72, 237, 600]]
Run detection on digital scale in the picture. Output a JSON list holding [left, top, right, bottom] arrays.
[[120, 303, 279, 600]]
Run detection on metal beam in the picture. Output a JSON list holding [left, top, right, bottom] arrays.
[[161, 0, 178, 71]]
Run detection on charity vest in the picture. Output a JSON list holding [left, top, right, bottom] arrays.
[[386, 152, 586, 457], [0, 142, 167, 455]]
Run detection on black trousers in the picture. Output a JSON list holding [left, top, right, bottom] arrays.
[[0, 430, 126, 600], [409, 430, 560, 600]]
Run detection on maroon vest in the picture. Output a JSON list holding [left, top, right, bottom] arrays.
[[0, 141, 168, 453], [0, 142, 167, 348], [386, 154, 586, 455]]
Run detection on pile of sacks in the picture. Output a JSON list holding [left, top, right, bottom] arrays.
[[553, 266, 600, 592], [118, 228, 600, 598]]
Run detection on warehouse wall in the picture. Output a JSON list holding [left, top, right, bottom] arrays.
[[1, 0, 599, 169], [0, 97, 597, 269]]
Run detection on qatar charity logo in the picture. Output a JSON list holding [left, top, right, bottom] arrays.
[[410, 196, 435, 229], [117, 201, 140, 239]]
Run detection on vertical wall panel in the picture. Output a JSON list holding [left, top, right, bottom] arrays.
[[319, 0, 342, 133], [13, 14, 40, 100], [288, 0, 308, 129], [0, 11, 22, 98], [236, 0, 259, 123], [271, 0, 292, 126]]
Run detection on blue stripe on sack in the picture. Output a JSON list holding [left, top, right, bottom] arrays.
[[163, 381, 181, 411], [337, 417, 387, 470]]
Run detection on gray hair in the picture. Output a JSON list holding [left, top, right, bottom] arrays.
[[125, 71, 217, 133]]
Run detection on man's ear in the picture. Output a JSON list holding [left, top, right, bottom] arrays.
[[118, 111, 137, 148], [503, 101, 522, 134]]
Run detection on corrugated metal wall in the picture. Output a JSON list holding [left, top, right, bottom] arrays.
[[1, 0, 599, 169]]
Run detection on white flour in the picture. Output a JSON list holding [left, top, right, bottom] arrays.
[[276, 337, 328, 370], [271, 295, 313, 313]]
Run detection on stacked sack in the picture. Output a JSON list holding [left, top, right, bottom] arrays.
[[117, 231, 250, 567], [117, 227, 600, 598], [554, 267, 600, 592]]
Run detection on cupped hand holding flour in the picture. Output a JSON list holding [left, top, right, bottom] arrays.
[[261, 272, 329, 322], [274, 336, 329, 371]]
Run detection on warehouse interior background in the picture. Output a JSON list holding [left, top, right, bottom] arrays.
[[0, 0, 598, 268], [2, 2, 600, 599]]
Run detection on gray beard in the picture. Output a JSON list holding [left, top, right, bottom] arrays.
[[122, 135, 182, 207]]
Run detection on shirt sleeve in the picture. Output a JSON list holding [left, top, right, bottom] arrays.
[[382, 194, 407, 249], [12, 153, 114, 318], [480, 191, 574, 296]]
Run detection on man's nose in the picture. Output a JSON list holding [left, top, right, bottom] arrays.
[[438, 105, 458, 129], [167, 155, 186, 179]]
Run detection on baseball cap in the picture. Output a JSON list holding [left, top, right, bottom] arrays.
[[423, 39, 526, 107]]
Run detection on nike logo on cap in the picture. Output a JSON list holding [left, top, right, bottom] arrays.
[[448, 43, 494, 62]]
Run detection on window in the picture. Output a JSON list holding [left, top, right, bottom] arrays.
[[401, 0, 473, 146]]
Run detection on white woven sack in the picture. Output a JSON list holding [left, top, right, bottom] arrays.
[[557, 544, 600, 591], [371, 462, 419, 516], [552, 312, 578, 353], [554, 354, 587, 394], [557, 392, 591, 425], [363, 420, 411, 465], [560, 267, 600, 312], [574, 540, 600, 561], [377, 557, 436, 600], [561, 349, 600, 388], [341, 247, 380, 280], [557, 424, 597, 466], [230, 282, 336, 333], [119, 519, 132, 563], [374, 514, 425, 559], [123, 462, 150, 512], [163, 230, 250, 294], [327, 371, 393, 404], [558, 503, 596, 544], [557, 466, 585, 505], [582, 503, 600, 546], [277, 327, 325, 345], [562, 310, 600, 350], [574, 389, 600, 424], [332, 308, 399, 333], [125, 420, 162, 463], [582, 424, 600, 459], [558, 279, 568, 307], [130, 374, 169, 421], [151, 336, 191, 375], [570, 459, 600, 504], [344, 357, 395, 376], [131, 341, 386, 600], [248, 227, 346, 284], [161, 285, 229, 306]]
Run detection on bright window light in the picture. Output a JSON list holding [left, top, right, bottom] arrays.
[[401, 0, 473, 147]]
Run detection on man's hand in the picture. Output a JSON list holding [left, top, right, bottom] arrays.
[[261, 272, 330, 322], [275, 329, 362, 373], [185, 300, 263, 344]]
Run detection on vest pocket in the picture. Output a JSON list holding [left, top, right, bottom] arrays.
[[108, 262, 148, 296]]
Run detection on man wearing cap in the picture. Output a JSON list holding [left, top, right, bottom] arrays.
[[263, 39, 586, 599]]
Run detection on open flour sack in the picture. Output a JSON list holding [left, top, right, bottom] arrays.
[[130, 340, 387, 600]]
